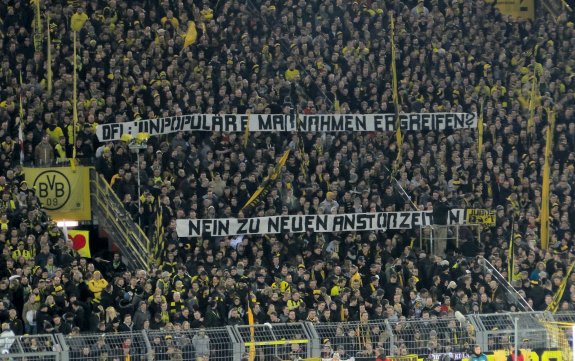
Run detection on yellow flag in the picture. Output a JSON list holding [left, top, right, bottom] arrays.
[[242, 150, 290, 211], [71, 30, 78, 170], [247, 304, 256, 361], [68, 230, 91, 258], [243, 112, 250, 148], [183, 21, 198, 48], [153, 196, 165, 267], [526, 45, 539, 134], [540, 109, 554, 250], [390, 13, 402, 164], [19, 72, 24, 120], [47, 12, 53, 96], [478, 102, 484, 158], [547, 260, 575, 313], [31, 0, 42, 51], [71, 12, 88, 32]]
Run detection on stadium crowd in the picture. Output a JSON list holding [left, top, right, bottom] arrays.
[[1, 0, 575, 359]]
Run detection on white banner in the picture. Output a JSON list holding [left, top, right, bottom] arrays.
[[96, 113, 478, 141], [177, 212, 432, 237], [176, 209, 473, 237]]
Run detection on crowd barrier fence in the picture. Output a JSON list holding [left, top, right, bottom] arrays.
[[1, 311, 571, 361]]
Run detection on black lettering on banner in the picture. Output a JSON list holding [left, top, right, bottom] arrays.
[[321, 115, 330, 131], [434, 114, 444, 130], [280, 216, 290, 233], [420, 114, 431, 130], [399, 114, 409, 130], [388, 213, 397, 229], [356, 115, 366, 130], [344, 115, 353, 131], [97, 113, 478, 141], [409, 113, 420, 130], [333, 116, 344, 131], [237, 219, 249, 234], [268, 217, 280, 233], [399, 212, 411, 228], [424, 212, 433, 226], [305, 116, 316, 131], [453, 113, 464, 128], [385, 114, 395, 130], [182, 115, 192, 130], [316, 215, 328, 231], [248, 219, 260, 234], [333, 215, 344, 231], [377, 213, 387, 229], [112, 123, 123, 139], [447, 209, 463, 225], [101, 124, 112, 141], [190, 115, 202, 129], [445, 113, 454, 129], [202, 219, 212, 234], [240, 115, 249, 131], [212, 115, 223, 131], [465, 113, 476, 126], [149, 119, 161, 135], [258, 115, 273, 130], [216, 220, 229, 236], [291, 216, 303, 232], [305, 216, 315, 231], [188, 220, 201, 237], [139, 120, 149, 133], [344, 214, 355, 230], [273, 115, 285, 130], [224, 115, 237, 131], [412, 212, 421, 226], [171, 116, 180, 131], [163, 117, 172, 133], [286, 114, 295, 130], [373, 115, 384, 131], [356, 214, 371, 230]]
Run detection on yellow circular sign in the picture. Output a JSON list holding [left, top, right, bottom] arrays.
[[32, 170, 71, 210]]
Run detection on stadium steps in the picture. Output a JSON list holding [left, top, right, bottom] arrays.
[[90, 169, 152, 271]]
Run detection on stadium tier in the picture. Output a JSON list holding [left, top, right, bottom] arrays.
[[0, 0, 574, 360]]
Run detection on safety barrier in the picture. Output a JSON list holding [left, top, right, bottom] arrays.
[[467, 311, 556, 352], [90, 169, 152, 271], [1, 312, 572, 361]]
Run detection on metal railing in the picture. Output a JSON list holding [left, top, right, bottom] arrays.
[[419, 224, 481, 258], [3, 312, 572, 361], [478, 257, 533, 312], [90, 169, 152, 271], [64, 331, 149, 361], [467, 311, 556, 352], [232, 322, 319, 360]]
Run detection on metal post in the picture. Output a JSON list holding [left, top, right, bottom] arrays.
[[141, 330, 153, 361], [514, 317, 519, 361], [572, 324, 575, 361], [384, 319, 395, 356], [268, 323, 279, 359], [304, 321, 321, 359], [129, 141, 147, 226], [136, 153, 141, 226], [430, 226, 434, 255]]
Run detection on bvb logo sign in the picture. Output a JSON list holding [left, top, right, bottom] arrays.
[[32, 170, 71, 210]]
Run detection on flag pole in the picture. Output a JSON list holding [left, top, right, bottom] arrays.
[[46, 12, 52, 96]]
